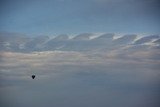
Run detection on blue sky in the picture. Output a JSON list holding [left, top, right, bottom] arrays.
[[0, 0, 160, 35]]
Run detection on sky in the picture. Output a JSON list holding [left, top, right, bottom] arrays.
[[0, 1, 160, 107], [0, 0, 160, 35]]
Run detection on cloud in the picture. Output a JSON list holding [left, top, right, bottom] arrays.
[[0, 32, 160, 107], [0, 47, 159, 81]]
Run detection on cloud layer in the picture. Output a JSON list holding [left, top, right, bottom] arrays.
[[0, 32, 160, 107], [0, 32, 160, 52]]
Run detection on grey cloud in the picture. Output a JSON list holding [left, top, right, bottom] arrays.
[[134, 35, 159, 45], [72, 33, 93, 40], [1, 32, 160, 52], [0, 32, 160, 107]]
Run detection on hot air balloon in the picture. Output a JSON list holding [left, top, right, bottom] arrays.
[[31, 75, 36, 79]]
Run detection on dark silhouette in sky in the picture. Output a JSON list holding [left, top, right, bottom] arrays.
[[31, 75, 35, 79]]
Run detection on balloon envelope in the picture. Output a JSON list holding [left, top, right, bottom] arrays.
[[31, 75, 35, 79]]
